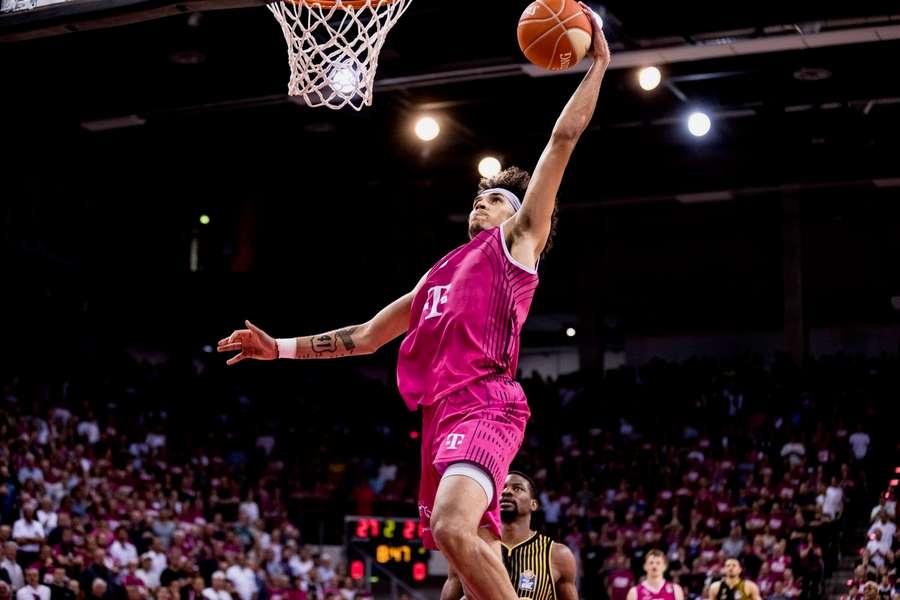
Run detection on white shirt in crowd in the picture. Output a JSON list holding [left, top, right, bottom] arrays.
[[871, 501, 897, 522], [77, 420, 100, 444], [36, 510, 57, 532], [203, 589, 233, 600], [255, 435, 276, 456], [145, 433, 166, 449], [866, 539, 887, 568], [1, 558, 25, 590], [17, 467, 43, 484], [135, 568, 160, 590], [288, 556, 313, 579], [15, 584, 50, 600], [146, 550, 168, 580], [225, 565, 257, 600], [849, 431, 870, 459], [780, 442, 806, 468], [51, 407, 72, 422], [869, 520, 896, 552], [12, 519, 45, 553], [239, 502, 259, 523], [32, 419, 50, 446], [540, 493, 562, 524], [317, 565, 336, 586], [109, 540, 138, 568], [821, 486, 843, 519]]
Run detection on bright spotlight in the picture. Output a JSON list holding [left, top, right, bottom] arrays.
[[638, 66, 661, 91], [199, 214, 210, 225], [478, 156, 502, 178], [687, 111, 712, 137], [414, 116, 440, 141], [330, 64, 359, 98], [566, 327, 576, 338]]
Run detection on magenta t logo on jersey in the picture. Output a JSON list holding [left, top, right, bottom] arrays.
[[423, 284, 451, 320], [445, 433, 465, 450]]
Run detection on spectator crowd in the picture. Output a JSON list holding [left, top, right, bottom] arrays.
[[1, 350, 897, 600]]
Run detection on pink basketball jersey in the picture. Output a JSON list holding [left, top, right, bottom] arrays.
[[636, 581, 678, 600], [397, 224, 539, 410]]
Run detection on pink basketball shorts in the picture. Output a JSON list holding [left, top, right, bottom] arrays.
[[417, 375, 531, 550]]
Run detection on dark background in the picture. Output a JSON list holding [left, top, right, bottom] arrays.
[[2, 1, 900, 373]]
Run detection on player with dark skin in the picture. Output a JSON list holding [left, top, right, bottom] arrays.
[[442, 473, 578, 600], [219, 6, 609, 599]]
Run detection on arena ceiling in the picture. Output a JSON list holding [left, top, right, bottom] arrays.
[[2, 2, 899, 344]]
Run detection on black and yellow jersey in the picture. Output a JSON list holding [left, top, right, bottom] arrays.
[[501, 532, 556, 600], [715, 579, 751, 600]]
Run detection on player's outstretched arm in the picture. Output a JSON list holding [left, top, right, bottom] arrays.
[[217, 276, 426, 365], [707, 581, 721, 600], [509, 4, 610, 264]]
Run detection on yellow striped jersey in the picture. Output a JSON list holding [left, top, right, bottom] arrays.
[[501, 532, 556, 600]]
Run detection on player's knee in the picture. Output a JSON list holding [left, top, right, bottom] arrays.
[[431, 513, 473, 555]]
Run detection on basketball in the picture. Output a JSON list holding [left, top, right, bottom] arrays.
[[517, 0, 593, 71]]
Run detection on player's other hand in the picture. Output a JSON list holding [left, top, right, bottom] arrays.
[[217, 320, 277, 365], [579, 2, 610, 68]]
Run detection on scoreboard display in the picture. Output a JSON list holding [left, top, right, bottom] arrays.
[[344, 516, 430, 584]]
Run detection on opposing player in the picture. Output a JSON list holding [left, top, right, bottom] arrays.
[[627, 551, 685, 600], [442, 471, 578, 600], [708, 558, 762, 600], [218, 6, 610, 599]]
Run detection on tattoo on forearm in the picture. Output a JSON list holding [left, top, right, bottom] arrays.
[[335, 327, 358, 351], [310, 334, 336, 354]]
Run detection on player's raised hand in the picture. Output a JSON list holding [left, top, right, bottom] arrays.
[[579, 2, 610, 68], [217, 320, 277, 365]]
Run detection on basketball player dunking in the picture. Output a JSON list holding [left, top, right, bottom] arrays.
[[627, 551, 686, 600], [217, 6, 609, 599], [708, 559, 762, 600], [442, 472, 578, 600]]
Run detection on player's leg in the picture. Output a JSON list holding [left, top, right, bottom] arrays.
[[441, 564, 465, 600], [431, 469, 518, 600], [442, 528, 499, 600]]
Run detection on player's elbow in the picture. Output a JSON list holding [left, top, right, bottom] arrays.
[[550, 127, 580, 145], [354, 325, 379, 355]]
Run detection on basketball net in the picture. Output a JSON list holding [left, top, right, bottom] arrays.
[[269, 0, 413, 111]]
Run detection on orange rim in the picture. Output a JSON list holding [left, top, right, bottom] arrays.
[[284, 0, 398, 8]]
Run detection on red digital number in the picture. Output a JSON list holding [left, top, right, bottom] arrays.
[[356, 519, 382, 539], [413, 562, 427, 582], [417, 521, 425, 539], [350, 561, 365, 580], [403, 520, 416, 540], [355, 520, 369, 539]]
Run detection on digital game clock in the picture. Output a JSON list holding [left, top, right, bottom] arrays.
[[344, 516, 431, 585]]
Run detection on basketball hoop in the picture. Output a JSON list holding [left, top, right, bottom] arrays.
[[269, 0, 413, 110]]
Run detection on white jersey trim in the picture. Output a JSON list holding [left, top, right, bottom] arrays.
[[498, 223, 538, 274]]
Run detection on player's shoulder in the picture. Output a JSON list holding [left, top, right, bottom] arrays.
[[550, 542, 576, 573], [550, 541, 575, 561]]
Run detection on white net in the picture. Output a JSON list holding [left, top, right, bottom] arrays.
[[269, 0, 413, 111]]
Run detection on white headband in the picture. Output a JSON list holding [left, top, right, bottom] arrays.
[[478, 188, 522, 212]]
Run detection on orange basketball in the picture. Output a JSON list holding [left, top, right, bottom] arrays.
[[517, 0, 593, 71]]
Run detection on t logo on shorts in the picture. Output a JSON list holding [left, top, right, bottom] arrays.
[[423, 284, 451, 320], [445, 433, 465, 450]]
